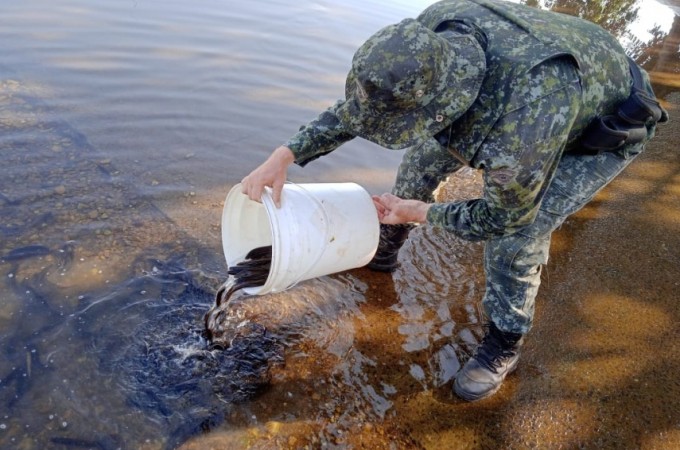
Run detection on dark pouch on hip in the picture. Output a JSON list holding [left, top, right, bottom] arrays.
[[581, 58, 668, 153]]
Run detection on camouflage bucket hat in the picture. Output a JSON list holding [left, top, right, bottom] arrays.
[[336, 18, 486, 149]]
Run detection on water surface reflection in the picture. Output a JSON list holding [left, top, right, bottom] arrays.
[[0, 0, 678, 448]]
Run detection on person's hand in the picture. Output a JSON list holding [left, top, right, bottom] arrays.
[[240, 146, 295, 208], [372, 193, 430, 225]]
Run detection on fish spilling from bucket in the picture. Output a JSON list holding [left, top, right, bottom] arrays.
[[219, 245, 272, 305], [204, 245, 272, 345]]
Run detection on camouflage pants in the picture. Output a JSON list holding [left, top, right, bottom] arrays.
[[483, 144, 650, 334], [392, 138, 649, 335]]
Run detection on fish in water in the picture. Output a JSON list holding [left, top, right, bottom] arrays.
[[87, 255, 284, 448], [50, 435, 121, 450], [217, 245, 272, 306], [203, 274, 360, 359], [2, 244, 51, 262], [204, 245, 272, 346]]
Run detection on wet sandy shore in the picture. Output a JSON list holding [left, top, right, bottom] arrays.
[[180, 93, 679, 449]]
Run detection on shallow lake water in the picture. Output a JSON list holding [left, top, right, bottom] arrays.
[[1, 0, 679, 449]]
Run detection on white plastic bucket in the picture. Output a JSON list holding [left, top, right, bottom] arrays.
[[222, 182, 379, 295]]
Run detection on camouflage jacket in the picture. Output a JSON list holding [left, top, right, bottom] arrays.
[[285, 0, 633, 240], [418, 0, 631, 157]]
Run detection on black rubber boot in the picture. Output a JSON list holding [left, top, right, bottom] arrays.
[[366, 224, 414, 273], [454, 322, 524, 401]]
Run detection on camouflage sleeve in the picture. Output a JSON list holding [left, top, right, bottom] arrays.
[[426, 57, 582, 241], [284, 100, 356, 167]]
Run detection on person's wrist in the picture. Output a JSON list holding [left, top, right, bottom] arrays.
[[274, 145, 295, 165], [404, 201, 429, 224], [415, 203, 430, 223]]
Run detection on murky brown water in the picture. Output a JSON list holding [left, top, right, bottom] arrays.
[[1, 0, 678, 449]]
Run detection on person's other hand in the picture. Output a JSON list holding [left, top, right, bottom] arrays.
[[240, 146, 295, 208], [372, 193, 430, 225]]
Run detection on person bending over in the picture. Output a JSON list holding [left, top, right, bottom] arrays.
[[239, 0, 667, 401]]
